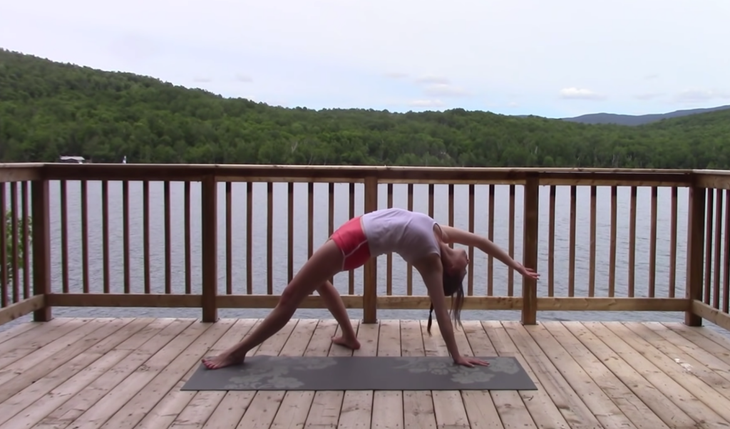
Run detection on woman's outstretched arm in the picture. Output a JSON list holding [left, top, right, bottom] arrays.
[[438, 225, 539, 280]]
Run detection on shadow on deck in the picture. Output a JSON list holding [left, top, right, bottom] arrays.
[[1, 317, 730, 429]]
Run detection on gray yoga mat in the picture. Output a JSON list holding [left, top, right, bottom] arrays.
[[182, 356, 537, 391]]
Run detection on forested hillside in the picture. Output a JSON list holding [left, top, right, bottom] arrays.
[[1, 48, 728, 168]]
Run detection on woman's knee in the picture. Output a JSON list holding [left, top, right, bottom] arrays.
[[278, 284, 306, 312]]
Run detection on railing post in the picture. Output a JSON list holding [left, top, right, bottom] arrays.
[[362, 176, 378, 324], [521, 173, 539, 325], [685, 179, 706, 326], [201, 175, 218, 323], [31, 178, 51, 322]]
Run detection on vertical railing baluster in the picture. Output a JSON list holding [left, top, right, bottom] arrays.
[[669, 187, 678, 298], [521, 174, 539, 325], [569, 185, 576, 297], [628, 186, 637, 297], [267, 181, 274, 295], [548, 185, 556, 297], [201, 175, 218, 322], [508, 184, 515, 296], [123, 180, 131, 294], [685, 182, 706, 326], [31, 178, 51, 321], [102, 180, 110, 294], [609, 186, 618, 298], [60, 180, 69, 294], [589, 185, 597, 298], [363, 176, 378, 324], [226, 182, 233, 295]]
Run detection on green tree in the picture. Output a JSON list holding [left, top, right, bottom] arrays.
[[2, 210, 32, 302], [1, 48, 730, 169]]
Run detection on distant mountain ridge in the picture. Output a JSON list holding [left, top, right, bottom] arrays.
[[561, 105, 730, 126]]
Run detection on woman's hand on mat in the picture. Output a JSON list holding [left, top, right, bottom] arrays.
[[454, 355, 490, 367]]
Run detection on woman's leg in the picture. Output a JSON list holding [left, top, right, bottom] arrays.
[[202, 239, 344, 369], [316, 281, 360, 349]]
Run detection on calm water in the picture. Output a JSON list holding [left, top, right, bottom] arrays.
[[2, 180, 727, 335]]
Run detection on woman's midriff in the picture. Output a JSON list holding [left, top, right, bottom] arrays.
[[330, 216, 371, 270]]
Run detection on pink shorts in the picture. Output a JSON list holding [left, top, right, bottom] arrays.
[[330, 216, 371, 271]]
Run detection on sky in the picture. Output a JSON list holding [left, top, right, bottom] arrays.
[[1, 0, 729, 118]]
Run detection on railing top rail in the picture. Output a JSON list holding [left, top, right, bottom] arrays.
[[0, 163, 44, 182], [0, 163, 689, 186], [39, 163, 695, 174], [693, 169, 730, 176]]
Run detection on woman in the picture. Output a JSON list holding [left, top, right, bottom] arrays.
[[202, 207, 539, 369]]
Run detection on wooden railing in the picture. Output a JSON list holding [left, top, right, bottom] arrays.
[[1, 163, 728, 331]]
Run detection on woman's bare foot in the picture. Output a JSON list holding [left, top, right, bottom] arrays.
[[201, 352, 244, 370], [332, 335, 361, 350]]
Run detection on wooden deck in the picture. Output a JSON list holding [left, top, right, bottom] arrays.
[[1, 318, 730, 429]]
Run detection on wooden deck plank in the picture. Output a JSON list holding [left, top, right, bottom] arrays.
[[371, 319, 404, 429], [499, 321, 599, 429], [176, 319, 263, 429], [336, 320, 378, 429], [95, 319, 235, 429], [563, 321, 700, 429], [543, 322, 670, 429], [481, 321, 569, 429], [268, 319, 324, 429], [0, 319, 50, 344], [271, 318, 339, 429], [0, 318, 133, 404], [0, 318, 176, 429], [580, 321, 727, 429], [30, 318, 199, 429], [462, 321, 523, 429], [236, 319, 307, 429], [0, 318, 82, 369], [525, 323, 637, 429], [162, 319, 261, 429], [669, 322, 730, 351], [2, 318, 730, 429], [650, 322, 730, 384], [661, 322, 730, 366], [625, 322, 730, 402], [422, 320, 477, 429], [303, 319, 360, 429], [602, 322, 730, 424], [0, 317, 156, 427], [400, 319, 437, 429]]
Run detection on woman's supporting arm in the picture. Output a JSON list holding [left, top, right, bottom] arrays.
[[413, 255, 462, 359], [412, 254, 489, 367]]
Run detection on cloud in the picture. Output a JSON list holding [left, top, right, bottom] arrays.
[[634, 93, 663, 100], [559, 87, 606, 100], [193, 76, 212, 83], [107, 35, 159, 63], [384, 72, 408, 79], [423, 83, 468, 97], [415, 75, 450, 85], [673, 88, 730, 103], [234, 73, 253, 83]]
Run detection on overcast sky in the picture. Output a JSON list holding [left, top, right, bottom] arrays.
[[2, 0, 729, 118]]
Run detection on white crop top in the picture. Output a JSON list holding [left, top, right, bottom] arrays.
[[360, 208, 442, 263]]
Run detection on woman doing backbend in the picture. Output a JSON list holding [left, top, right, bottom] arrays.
[[202, 207, 539, 369]]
